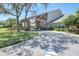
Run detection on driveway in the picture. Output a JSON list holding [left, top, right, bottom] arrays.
[[0, 31, 79, 56]]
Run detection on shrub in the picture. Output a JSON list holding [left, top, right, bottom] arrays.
[[47, 26, 54, 30], [54, 28, 69, 32]]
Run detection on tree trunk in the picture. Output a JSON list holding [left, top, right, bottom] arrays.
[[16, 16, 20, 32], [46, 20, 48, 30], [27, 19, 30, 30], [24, 19, 30, 31], [16, 4, 20, 32], [24, 19, 27, 31]]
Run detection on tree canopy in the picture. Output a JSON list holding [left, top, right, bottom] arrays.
[[63, 15, 79, 27], [0, 3, 49, 32]]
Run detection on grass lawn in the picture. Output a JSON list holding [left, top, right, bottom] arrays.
[[0, 28, 38, 48]]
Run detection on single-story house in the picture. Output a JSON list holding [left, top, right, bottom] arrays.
[[21, 9, 69, 30]]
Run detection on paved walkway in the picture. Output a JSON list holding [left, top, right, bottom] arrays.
[[0, 31, 79, 56]]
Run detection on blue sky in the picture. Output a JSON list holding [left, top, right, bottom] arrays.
[[0, 3, 79, 21]]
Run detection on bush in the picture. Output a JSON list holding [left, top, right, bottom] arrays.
[[47, 26, 54, 30], [69, 29, 79, 34], [54, 28, 69, 32]]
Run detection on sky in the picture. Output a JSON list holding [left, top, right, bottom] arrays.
[[0, 3, 79, 21]]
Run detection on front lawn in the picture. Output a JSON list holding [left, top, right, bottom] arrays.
[[0, 28, 9, 32], [0, 28, 38, 48]]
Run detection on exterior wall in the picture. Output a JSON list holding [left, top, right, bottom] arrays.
[[48, 22, 65, 29], [35, 20, 47, 29], [21, 22, 24, 27], [0, 25, 4, 27], [21, 19, 30, 30], [40, 20, 47, 28], [47, 9, 63, 23]]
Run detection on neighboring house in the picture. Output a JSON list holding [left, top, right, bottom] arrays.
[[0, 24, 4, 27], [21, 9, 69, 30]]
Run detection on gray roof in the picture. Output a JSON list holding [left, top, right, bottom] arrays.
[[26, 9, 61, 19], [52, 14, 69, 23], [21, 9, 68, 23]]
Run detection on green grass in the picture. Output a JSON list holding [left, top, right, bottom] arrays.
[[0, 28, 38, 48], [0, 28, 8, 32]]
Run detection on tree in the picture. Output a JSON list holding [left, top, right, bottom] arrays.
[[23, 3, 48, 31], [0, 3, 24, 32], [76, 9, 79, 16], [23, 3, 32, 31], [0, 20, 6, 27], [0, 3, 49, 31], [63, 15, 78, 28], [6, 18, 16, 27]]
